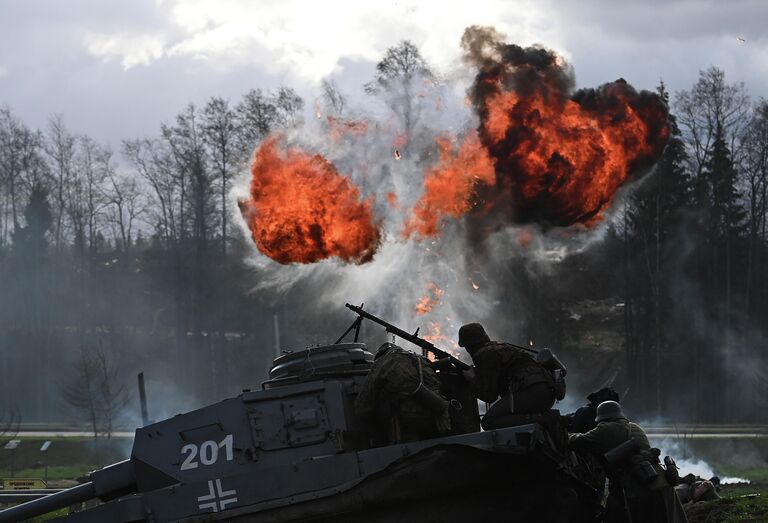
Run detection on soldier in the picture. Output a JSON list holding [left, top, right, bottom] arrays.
[[354, 343, 451, 443], [568, 387, 621, 433], [569, 401, 689, 523], [458, 323, 556, 430]]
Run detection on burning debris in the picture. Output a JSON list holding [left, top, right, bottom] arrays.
[[415, 282, 444, 315], [403, 133, 495, 238], [239, 135, 380, 264]]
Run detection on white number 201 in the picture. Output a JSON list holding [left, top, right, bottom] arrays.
[[180, 434, 234, 470]]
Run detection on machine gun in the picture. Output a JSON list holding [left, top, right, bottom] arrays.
[[341, 303, 472, 371]]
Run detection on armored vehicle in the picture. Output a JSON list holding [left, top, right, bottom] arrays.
[[0, 306, 601, 523]]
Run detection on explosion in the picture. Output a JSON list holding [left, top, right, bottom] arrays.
[[465, 26, 669, 227], [240, 27, 671, 264], [405, 27, 670, 237], [403, 133, 495, 238], [240, 135, 380, 264]]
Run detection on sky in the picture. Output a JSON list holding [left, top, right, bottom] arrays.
[[0, 0, 766, 147]]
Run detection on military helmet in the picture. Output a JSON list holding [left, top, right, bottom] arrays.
[[374, 342, 398, 360], [595, 400, 625, 423], [458, 323, 490, 348]]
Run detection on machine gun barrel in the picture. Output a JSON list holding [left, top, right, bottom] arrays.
[[345, 303, 471, 371]]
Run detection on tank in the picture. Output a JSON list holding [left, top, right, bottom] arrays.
[[0, 341, 602, 523]]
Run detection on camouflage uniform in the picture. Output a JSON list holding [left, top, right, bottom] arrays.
[[354, 345, 450, 441], [569, 417, 689, 523], [470, 341, 556, 428]]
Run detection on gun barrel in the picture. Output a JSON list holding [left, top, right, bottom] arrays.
[[0, 482, 96, 523], [0, 459, 135, 523], [345, 303, 470, 370]]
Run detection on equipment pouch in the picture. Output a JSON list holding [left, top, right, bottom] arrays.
[[411, 383, 450, 414], [631, 460, 659, 484], [663, 456, 680, 485]]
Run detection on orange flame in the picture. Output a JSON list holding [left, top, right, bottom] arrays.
[[325, 116, 368, 140], [403, 133, 495, 238], [240, 135, 380, 264], [422, 321, 460, 351], [478, 83, 669, 225], [386, 192, 399, 209], [415, 282, 444, 315]]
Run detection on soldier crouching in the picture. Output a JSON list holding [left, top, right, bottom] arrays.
[[569, 401, 689, 523], [354, 343, 451, 443], [458, 323, 557, 430]]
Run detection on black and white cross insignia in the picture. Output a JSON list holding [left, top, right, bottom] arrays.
[[197, 478, 238, 513]]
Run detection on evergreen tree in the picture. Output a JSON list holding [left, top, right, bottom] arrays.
[[704, 124, 746, 237]]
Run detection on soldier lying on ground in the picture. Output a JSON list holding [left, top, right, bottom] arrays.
[[457, 323, 556, 430], [674, 474, 721, 504], [567, 387, 620, 433], [569, 401, 689, 523], [354, 343, 451, 443]]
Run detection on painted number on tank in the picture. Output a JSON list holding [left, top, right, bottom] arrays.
[[180, 434, 234, 470]]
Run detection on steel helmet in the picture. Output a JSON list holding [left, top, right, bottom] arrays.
[[595, 400, 626, 423], [458, 323, 490, 348]]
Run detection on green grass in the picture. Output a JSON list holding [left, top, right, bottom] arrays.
[[683, 465, 768, 523], [0, 437, 129, 485], [686, 484, 768, 523]]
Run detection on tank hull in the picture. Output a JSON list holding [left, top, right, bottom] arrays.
[[58, 425, 598, 523]]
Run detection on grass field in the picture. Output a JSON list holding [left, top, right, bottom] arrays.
[[0, 437, 129, 486], [686, 482, 768, 523]]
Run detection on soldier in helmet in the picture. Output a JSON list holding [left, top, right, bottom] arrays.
[[569, 401, 689, 523], [567, 387, 621, 433], [458, 323, 556, 430], [354, 343, 451, 443]]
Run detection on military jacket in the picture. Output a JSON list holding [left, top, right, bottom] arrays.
[[568, 417, 651, 456], [470, 341, 550, 403], [354, 348, 443, 427]]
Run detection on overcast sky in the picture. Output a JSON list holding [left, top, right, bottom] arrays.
[[1, 0, 766, 147]]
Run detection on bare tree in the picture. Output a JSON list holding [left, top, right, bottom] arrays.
[[60, 344, 128, 439], [236, 89, 278, 156], [123, 138, 180, 245], [61, 346, 102, 439], [101, 153, 144, 252], [274, 86, 305, 127], [321, 79, 346, 117], [44, 115, 76, 253], [365, 40, 435, 149], [202, 97, 239, 257], [75, 136, 109, 256], [675, 67, 750, 181], [94, 345, 129, 438]]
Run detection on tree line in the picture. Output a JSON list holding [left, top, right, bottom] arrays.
[[0, 41, 766, 427]]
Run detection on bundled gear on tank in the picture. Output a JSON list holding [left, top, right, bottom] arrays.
[[568, 401, 689, 523], [354, 343, 451, 442], [458, 323, 562, 430], [568, 387, 621, 433]]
